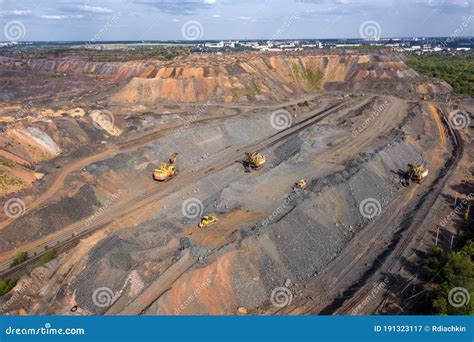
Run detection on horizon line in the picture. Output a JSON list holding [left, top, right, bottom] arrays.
[[1, 36, 473, 44]]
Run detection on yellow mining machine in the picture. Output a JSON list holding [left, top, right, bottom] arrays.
[[244, 152, 266, 171], [153, 153, 178, 181], [198, 215, 219, 228], [405, 163, 429, 185], [293, 179, 307, 190]]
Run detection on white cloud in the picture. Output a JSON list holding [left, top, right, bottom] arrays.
[[239, 16, 250, 20], [0, 10, 32, 16], [415, 0, 471, 7], [40, 14, 84, 20], [212, 14, 221, 18], [75, 5, 113, 14], [40, 15, 67, 20], [204, 0, 217, 4]]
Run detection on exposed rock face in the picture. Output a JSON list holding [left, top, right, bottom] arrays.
[[20, 127, 62, 156], [0, 51, 452, 197], [110, 54, 422, 104], [0, 106, 108, 196], [1, 53, 448, 105]]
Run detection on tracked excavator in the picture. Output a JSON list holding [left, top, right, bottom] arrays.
[[198, 215, 219, 228], [404, 163, 429, 185], [293, 179, 307, 190], [244, 152, 266, 172], [153, 153, 178, 181]]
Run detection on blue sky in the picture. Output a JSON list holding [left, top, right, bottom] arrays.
[[0, 0, 473, 41]]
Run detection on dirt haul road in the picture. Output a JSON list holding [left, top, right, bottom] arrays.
[[72, 98, 412, 314], [2, 95, 416, 315], [0, 97, 361, 275], [99, 96, 411, 315], [269, 102, 462, 316], [327, 105, 463, 315]]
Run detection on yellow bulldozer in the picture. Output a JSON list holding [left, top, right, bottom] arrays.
[[198, 215, 218, 228], [153, 153, 178, 181], [244, 152, 266, 171], [404, 163, 429, 185]]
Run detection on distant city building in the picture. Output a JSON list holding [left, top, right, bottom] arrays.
[[335, 44, 361, 47]]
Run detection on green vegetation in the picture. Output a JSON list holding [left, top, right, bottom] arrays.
[[40, 250, 57, 264], [406, 53, 474, 96], [426, 221, 473, 315], [86, 48, 189, 62], [3, 47, 190, 63], [231, 81, 262, 100], [426, 246, 444, 276], [10, 251, 28, 267], [334, 45, 389, 52], [0, 279, 16, 296], [0, 170, 24, 190], [162, 52, 175, 61], [0, 159, 16, 168], [298, 100, 310, 108], [291, 63, 324, 91], [250, 81, 262, 95], [231, 87, 246, 99]]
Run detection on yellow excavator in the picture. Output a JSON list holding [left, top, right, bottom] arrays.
[[293, 179, 307, 190], [198, 215, 218, 228], [153, 153, 178, 181], [244, 152, 266, 171], [405, 163, 429, 185]]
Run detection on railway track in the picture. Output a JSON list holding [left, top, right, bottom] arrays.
[[326, 104, 464, 315]]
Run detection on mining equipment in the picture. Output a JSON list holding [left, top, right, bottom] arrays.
[[293, 179, 307, 190], [153, 153, 178, 181], [244, 152, 266, 172], [404, 163, 429, 185], [198, 215, 219, 228]]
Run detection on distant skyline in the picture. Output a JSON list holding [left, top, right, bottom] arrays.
[[0, 0, 473, 42]]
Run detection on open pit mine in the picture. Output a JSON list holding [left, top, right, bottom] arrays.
[[0, 51, 472, 315]]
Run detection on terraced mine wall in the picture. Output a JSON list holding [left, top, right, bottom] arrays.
[[1, 53, 449, 104]]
